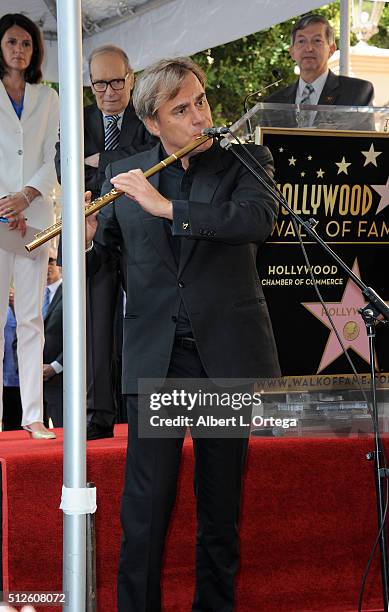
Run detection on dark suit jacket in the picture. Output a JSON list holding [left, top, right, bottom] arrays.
[[90, 142, 281, 394], [266, 70, 374, 106], [264, 70, 375, 130], [55, 102, 157, 199], [43, 283, 63, 382], [43, 283, 63, 426]]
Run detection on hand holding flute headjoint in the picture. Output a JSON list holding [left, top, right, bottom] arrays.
[[24, 134, 211, 252]]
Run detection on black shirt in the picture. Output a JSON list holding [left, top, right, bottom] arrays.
[[158, 149, 198, 336]]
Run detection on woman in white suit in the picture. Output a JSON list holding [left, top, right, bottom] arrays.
[[0, 13, 59, 438]]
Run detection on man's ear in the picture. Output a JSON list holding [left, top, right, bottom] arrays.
[[145, 116, 160, 138], [128, 72, 135, 91], [288, 46, 295, 62], [89, 75, 97, 99], [328, 41, 337, 59]]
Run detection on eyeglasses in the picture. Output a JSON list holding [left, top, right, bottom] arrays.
[[91, 73, 129, 92]]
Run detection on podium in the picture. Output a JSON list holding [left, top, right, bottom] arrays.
[[230, 101, 389, 136], [229, 103, 389, 436]]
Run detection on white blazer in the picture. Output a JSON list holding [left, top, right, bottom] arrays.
[[0, 81, 59, 230]]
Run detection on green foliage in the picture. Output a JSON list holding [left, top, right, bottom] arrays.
[[193, 24, 293, 125], [43, 81, 59, 92], [369, 4, 389, 48], [83, 87, 94, 107]]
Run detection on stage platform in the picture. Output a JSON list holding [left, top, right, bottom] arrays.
[[0, 425, 386, 611]]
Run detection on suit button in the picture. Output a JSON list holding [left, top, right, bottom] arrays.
[[18, 149, 23, 155], [178, 280, 185, 288], [172, 315, 178, 323]]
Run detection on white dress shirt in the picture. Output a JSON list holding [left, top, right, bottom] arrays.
[[103, 111, 124, 132]]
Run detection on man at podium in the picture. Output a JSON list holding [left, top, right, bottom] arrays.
[[266, 14, 374, 108]]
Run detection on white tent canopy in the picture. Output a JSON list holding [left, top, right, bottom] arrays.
[[2, 0, 327, 82]]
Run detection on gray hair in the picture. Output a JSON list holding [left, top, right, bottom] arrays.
[[291, 14, 335, 45], [132, 57, 206, 122], [88, 45, 131, 76]]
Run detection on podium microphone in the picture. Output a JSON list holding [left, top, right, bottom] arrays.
[[243, 69, 283, 139]]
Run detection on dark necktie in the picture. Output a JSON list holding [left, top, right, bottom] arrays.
[[298, 84, 315, 127], [105, 115, 120, 150], [42, 286, 51, 319]]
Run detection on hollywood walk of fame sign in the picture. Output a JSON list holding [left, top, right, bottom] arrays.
[[258, 128, 389, 382]]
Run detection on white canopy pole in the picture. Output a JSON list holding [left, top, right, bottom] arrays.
[[56, 0, 87, 610], [339, 0, 351, 75]]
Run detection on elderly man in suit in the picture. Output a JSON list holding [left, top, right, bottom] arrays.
[[42, 250, 63, 427], [85, 56, 280, 612], [266, 14, 374, 108], [56, 45, 156, 199], [81, 45, 157, 199], [56, 45, 156, 439]]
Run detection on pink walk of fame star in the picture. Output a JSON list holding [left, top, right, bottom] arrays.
[[371, 175, 389, 215], [302, 259, 379, 373]]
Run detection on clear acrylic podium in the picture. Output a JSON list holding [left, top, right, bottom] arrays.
[[229, 101, 389, 140]]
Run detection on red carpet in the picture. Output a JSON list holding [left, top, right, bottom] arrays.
[[0, 426, 387, 611]]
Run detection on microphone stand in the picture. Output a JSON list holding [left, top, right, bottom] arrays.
[[216, 134, 389, 611], [243, 75, 283, 141]]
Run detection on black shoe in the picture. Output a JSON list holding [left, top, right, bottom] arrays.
[[87, 422, 114, 441]]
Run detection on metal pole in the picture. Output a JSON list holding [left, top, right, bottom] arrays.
[[363, 313, 389, 611], [339, 0, 351, 76], [56, 1, 87, 611], [86, 482, 97, 612]]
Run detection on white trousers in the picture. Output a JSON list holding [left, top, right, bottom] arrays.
[[0, 245, 49, 426]]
